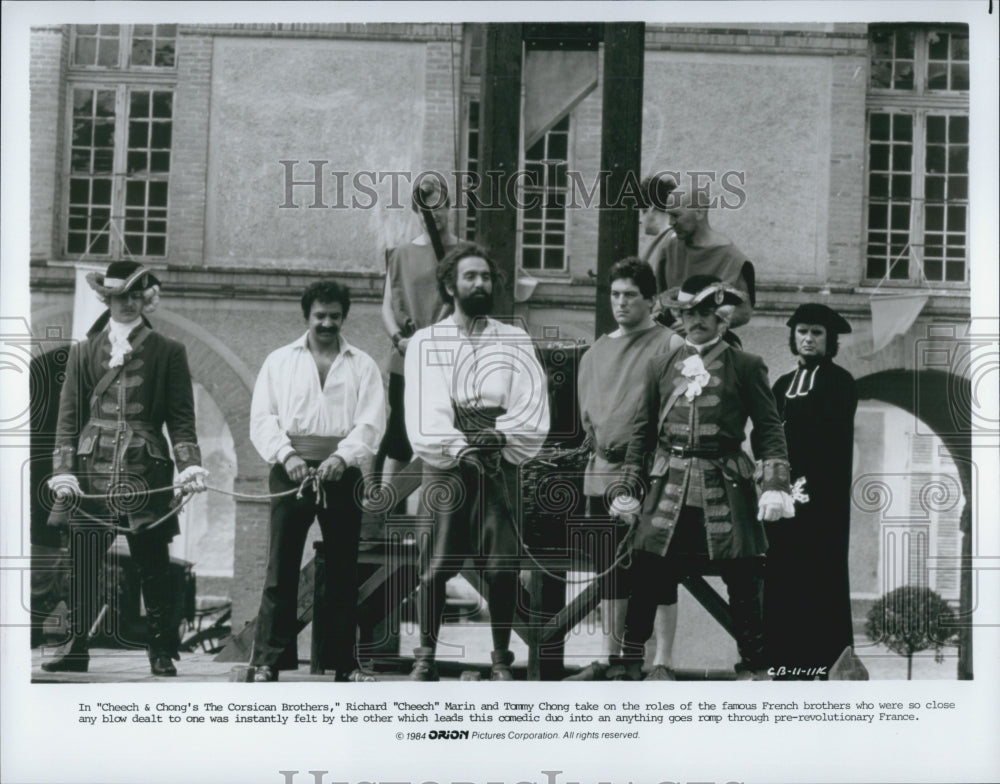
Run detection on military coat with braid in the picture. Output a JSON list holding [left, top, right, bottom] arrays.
[[50, 318, 201, 537], [624, 342, 790, 560]]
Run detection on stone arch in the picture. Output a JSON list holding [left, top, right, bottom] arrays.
[[855, 369, 971, 499], [853, 368, 972, 679], [146, 307, 262, 484]]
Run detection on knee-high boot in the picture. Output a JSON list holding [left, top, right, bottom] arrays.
[[140, 568, 179, 663], [727, 571, 766, 673]]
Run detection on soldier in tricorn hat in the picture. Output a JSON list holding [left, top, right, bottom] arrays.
[[43, 261, 208, 676], [617, 274, 794, 679]]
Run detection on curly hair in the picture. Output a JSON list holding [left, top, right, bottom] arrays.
[[301, 280, 352, 319], [99, 285, 161, 314], [609, 257, 657, 300], [436, 242, 500, 305]]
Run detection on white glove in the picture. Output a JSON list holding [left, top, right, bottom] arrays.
[[48, 474, 82, 500], [176, 465, 209, 493], [757, 490, 795, 522]]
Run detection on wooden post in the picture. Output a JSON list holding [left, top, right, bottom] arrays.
[[595, 23, 644, 339], [476, 23, 523, 318]]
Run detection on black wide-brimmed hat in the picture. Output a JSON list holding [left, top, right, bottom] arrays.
[[786, 303, 852, 334], [85, 261, 161, 298], [662, 274, 746, 311]]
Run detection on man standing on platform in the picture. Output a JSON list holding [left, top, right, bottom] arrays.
[[404, 243, 549, 681], [619, 275, 794, 680], [566, 257, 683, 681], [249, 281, 385, 683], [44, 261, 209, 676]]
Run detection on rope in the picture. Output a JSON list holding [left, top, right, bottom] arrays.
[[60, 475, 330, 535], [61, 464, 631, 584], [492, 458, 639, 586], [70, 476, 322, 503], [72, 492, 197, 535]]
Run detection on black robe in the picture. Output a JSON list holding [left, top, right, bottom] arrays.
[[764, 358, 857, 675]]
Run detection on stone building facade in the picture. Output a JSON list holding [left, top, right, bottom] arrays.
[[27, 22, 975, 657]]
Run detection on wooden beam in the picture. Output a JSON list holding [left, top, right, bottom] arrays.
[[595, 23, 645, 338], [475, 23, 523, 318], [526, 569, 567, 680], [681, 576, 735, 637], [213, 558, 317, 663]]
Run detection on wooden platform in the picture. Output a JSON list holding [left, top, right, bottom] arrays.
[[215, 458, 739, 680]]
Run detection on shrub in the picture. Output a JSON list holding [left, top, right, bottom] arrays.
[[865, 585, 956, 680]]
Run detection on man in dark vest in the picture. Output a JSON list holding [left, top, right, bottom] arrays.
[[44, 261, 209, 675]]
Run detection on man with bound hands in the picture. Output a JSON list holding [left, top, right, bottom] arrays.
[[404, 243, 549, 681], [248, 281, 385, 683]]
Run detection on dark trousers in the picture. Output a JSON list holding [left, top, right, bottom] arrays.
[[417, 459, 518, 653], [622, 506, 766, 671], [59, 521, 177, 660], [252, 463, 363, 674]]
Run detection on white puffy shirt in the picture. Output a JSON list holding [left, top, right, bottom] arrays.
[[404, 315, 549, 469], [250, 332, 386, 467]]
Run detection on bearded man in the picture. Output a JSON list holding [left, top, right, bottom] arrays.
[[404, 243, 549, 681]]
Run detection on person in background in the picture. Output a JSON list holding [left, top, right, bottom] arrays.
[[378, 176, 457, 492], [657, 183, 756, 346], [249, 281, 385, 683], [44, 261, 209, 676], [764, 304, 857, 679], [638, 172, 679, 297]]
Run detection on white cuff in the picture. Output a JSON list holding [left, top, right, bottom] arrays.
[[758, 490, 795, 521], [48, 474, 81, 497]]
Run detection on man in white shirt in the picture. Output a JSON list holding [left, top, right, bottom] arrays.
[[404, 243, 549, 680], [249, 281, 386, 682]]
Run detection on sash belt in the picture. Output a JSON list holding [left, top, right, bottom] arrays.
[[288, 434, 344, 462]]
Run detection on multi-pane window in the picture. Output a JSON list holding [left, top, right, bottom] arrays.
[[71, 24, 177, 69], [464, 99, 480, 241], [67, 89, 115, 255], [130, 24, 178, 68], [461, 23, 570, 271], [865, 25, 969, 284], [520, 116, 569, 272], [465, 24, 484, 79], [67, 87, 172, 258], [461, 25, 484, 241], [870, 27, 969, 92], [923, 115, 968, 282], [72, 25, 122, 67], [65, 25, 175, 260]]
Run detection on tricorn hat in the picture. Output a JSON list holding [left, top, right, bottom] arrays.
[[786, 303, 852, 334], [662, 274, 746, 311], [85, 261, 161, 298]]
